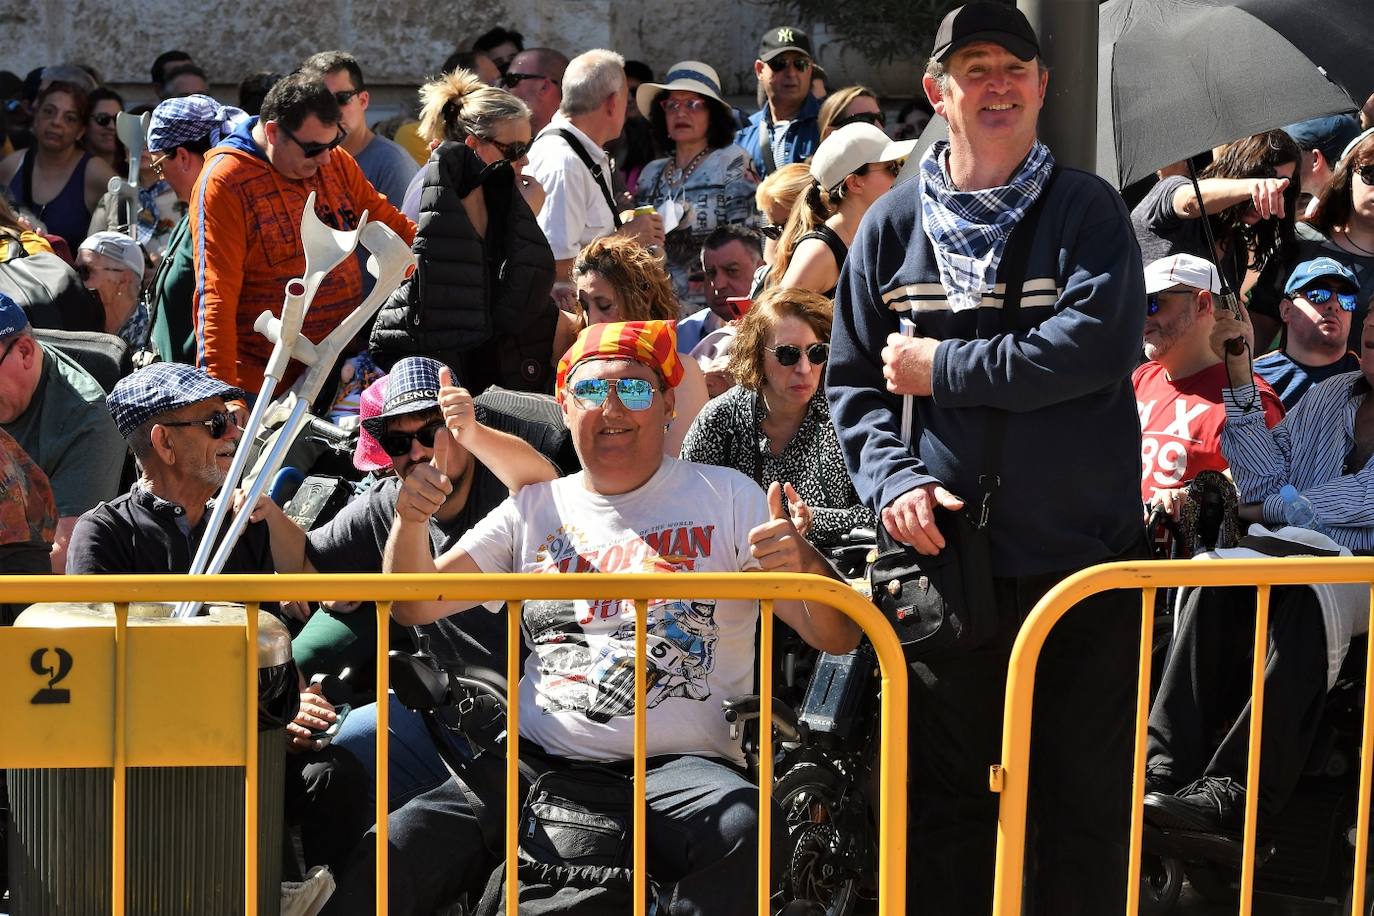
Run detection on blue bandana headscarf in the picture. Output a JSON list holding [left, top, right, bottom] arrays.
[[918, 139, 1055, 311], [147, 94, 247, 153]]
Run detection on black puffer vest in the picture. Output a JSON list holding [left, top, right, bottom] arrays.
[[370, 141, 557, 393]]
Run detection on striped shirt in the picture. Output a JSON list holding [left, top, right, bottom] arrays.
[[1221, 371, 1374, 550]]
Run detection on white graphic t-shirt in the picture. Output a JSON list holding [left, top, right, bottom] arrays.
[[457, 457, 768, 764]]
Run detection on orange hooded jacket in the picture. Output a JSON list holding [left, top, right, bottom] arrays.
[[188, 118, 416, 392]]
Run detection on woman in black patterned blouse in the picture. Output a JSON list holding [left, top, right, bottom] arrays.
[[680, 287, 874, 547]]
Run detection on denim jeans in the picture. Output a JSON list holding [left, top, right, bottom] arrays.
[[332, 692, 472, 811]]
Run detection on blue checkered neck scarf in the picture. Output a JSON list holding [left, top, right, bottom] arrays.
[[918, 139, 1055, 311]]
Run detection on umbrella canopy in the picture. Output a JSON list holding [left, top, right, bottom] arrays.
[[1099, 0, 1374, 187]]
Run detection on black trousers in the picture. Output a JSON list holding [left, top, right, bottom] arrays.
[[1146, 584, 1328, 817], [906, 563, 1141, 916]]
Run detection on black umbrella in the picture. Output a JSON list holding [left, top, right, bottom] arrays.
[[1099, 0, 1374, 187]]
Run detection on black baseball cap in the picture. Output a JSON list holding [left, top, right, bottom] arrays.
[[758, 26, 814, 63], [931, 2, 1039, 63]]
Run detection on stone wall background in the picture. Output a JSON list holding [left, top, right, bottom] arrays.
[[3, 0, 926, 111]]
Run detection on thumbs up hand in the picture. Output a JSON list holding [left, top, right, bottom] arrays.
[[748, 481, 809, 572], [393, 402, 455, 525], [436, 366, 478, 449]]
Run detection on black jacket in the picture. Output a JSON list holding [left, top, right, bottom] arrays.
[[370, 141, 558, 393]]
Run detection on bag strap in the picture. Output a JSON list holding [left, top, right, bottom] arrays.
[[542, 128, 622, 230], [971, 164, 1060, 527], [759, 117, 778, 175]]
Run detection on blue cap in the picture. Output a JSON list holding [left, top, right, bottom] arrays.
[[1284, 114, 1362, 164], [107, 363, 248, 439], [0, 291, 27, 338], [1284, 257, 1359, 296], [361, 356, 451, 438]]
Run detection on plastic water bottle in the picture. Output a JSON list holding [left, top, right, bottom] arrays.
[[1280, 484, 1322, 530]]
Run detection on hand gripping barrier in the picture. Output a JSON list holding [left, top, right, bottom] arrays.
[[990, 557, 1374, 916], [0, 573, 908, 916]]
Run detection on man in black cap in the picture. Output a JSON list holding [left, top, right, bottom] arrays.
[[736, 25, 821, 178], [827, 2, 1147, 912]]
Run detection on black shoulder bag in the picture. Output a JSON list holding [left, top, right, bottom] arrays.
[[541, 128, 622, 230], [869, 168, 1059, 662]]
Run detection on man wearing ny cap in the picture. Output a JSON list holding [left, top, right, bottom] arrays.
[[1135, 253, 1283, 515], [826, 2, 1147, 911], [736, 26, 821, 178], [1253, 257, 1363, 409], [76, 231, 149, 349], [325, 321, 858, 916], [0, 293, 123, 574]]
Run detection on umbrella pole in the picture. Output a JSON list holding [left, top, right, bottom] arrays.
[[1184, 158, 1247, 356]]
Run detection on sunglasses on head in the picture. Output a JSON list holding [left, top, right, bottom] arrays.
[[503, 72, 560, 90], [766, 57, 811, 74], [484, 136, 531, 162], [768, 342, 829, 367], [759, 223, 783, 241], [378, 419, 446, 458], [834, 110, 886, 130], [333, 89, 360, 107], [90, 112, 117, 128], [569, 377, 657, 411], [1294, 285, 1359, 312], [279, 122, 347, 158], [160, 410, 235, 440]]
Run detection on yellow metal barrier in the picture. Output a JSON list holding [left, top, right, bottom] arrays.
[[0, 572, 909, 916], [991, 557, 1374, 916]]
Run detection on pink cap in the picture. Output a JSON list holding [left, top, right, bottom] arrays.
[[354, 375, 391, 472]]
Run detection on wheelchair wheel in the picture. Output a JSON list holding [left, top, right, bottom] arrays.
[[1139, 853, 1183, 915], [774, 762, 860, 916]]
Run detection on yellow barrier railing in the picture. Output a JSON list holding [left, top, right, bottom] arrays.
[[991, 557, 1374, 916], [0, 572, 909, 916]]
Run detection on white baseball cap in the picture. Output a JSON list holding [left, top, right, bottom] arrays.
[[810, 122, 916, 194], [78, 231, 145, 281], [1144, 253, 1220, 295]]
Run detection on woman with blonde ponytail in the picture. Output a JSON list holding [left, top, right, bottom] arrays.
[[773, 122, 914, 297]]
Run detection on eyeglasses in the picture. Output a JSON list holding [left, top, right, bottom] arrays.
[[765, 57, 811, 73], [1294, 285, 1359, 312], [569, 378, 657, 411], [279, 123, 348, 158], [90, 112, 117, 128], [378, 419, 446, 458], [333, 89, 360, 107], [834, 110, 886, 130], [1146, 289, 1195, 316], [159, 410, 236, 440], [1354, 164, 1374, 186], [660, 98, 709, 114], [768, 342, 829, 367], [484, 136, 531, 162], [759, 223, 783, 241], [503, 72, 560, 90], [149, 152, 171, 179]]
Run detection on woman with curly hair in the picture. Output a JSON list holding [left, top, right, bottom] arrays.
[[1131, 128, 1301, 347], [681, 286, 872, 547], [572, 235, 710, 454], [633, 61, 758, 312]]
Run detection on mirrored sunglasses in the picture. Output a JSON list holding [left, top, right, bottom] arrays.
[[569, 377, 657, 411], [160, 410, 235, 440], [1294, 285, 1359, 312], [378, 419, 446, 457], [768, 342, 829, 367]]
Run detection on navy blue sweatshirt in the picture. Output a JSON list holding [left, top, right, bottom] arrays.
[[826, 166, 1145, 577]]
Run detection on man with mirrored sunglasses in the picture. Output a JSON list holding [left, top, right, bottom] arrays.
[[189, 70, 416, 394], [1253, 257, 1363, 410], [302, 51, 418, 207], [736, 26, 821, 178], [355, 322, 858, 916]]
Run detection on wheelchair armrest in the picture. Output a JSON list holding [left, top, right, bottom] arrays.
[[721, 694, 803, 743], [388, 651, 452, 711]]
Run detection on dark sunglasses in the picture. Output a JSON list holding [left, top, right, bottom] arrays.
[[90, 112, 117, 128], [759, 223, 783, 241], [379, 419, 446, 458], [485, 136, 531, 162], [1146, 289, 1195, 316], [160, 410, 235, 440], [279, 123, 347, 158], [333, 89, 360, 107], [768, 342, 829, 367], [1354, 164, 1374, 186], [1294, 285, 1359, 312], [569, 378, 657, 411], [766, 57, 811, 74], [503, 72, 560, 90], [834, 110, 886, 130]]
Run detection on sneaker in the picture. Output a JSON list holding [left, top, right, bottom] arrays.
[[1143, 776, 1245, 833], [1143, 764, 1182, 796]]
